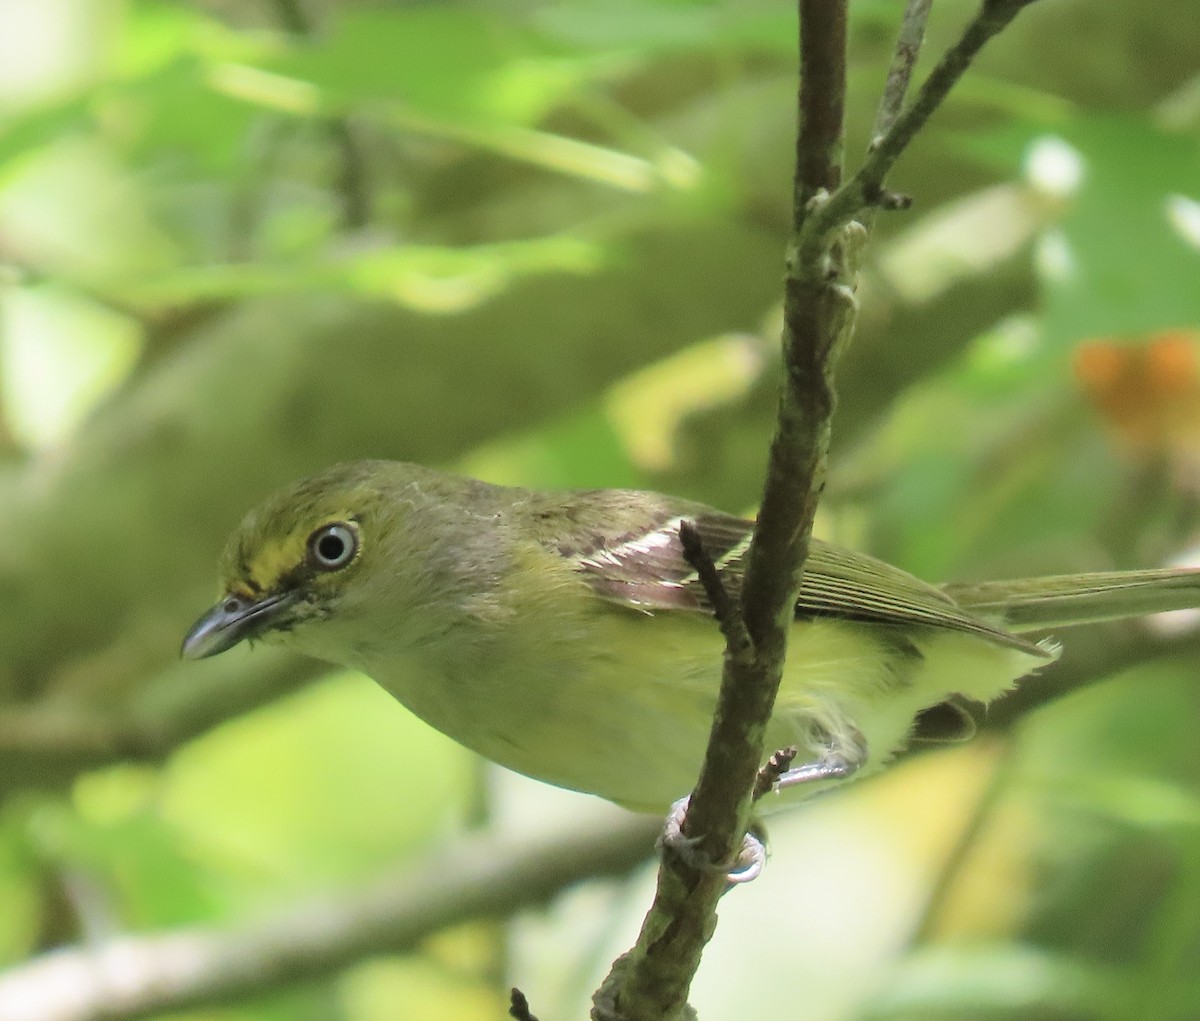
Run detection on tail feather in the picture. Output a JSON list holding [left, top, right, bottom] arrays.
[[943, 569, 1200, 632]]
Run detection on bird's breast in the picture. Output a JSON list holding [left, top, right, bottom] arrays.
[[359, 600, 1050, 813]]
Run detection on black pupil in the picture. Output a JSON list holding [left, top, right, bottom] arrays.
[[317, 531, 346, 563]]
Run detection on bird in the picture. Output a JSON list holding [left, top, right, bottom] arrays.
[[182, 459, 1200, 818]]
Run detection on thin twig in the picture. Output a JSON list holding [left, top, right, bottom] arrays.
[[329, 118, 371, 228], [801, 0, 1042, 256], [678, 522, 753, 665], [861, 0, 933, 237], [271, 0, 372, 228], [510, 987, 540, 1021], [872, 0, 935, 144], [590, 1, 1045, 1017], [792, 0, 850, 217], [690, 0, 853, 910], [752, 746, 798, 803], [592, 4, 853, 1020]]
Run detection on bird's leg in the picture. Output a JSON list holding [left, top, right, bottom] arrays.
[[707, 727, 866, 881], [660, 728, 868, 885], [768, 724, 868, 794]]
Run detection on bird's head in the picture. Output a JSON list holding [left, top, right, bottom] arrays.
[[181, 461, 419, 661]]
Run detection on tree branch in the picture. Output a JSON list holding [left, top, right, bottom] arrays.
[[872, 0, 935, 143], [802, 0, 1041, 255], [856, 0, 935, 228], [792, 0, 850, 214], [0, 654, 323, 795], [0, 813, 659, 1021], [592, 1, 1045, 1017], [592, 4, 853, 1019]]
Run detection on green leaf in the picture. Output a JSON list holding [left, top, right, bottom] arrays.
[[266, 9, 558, 120], [1041, 118, 1200, 347]]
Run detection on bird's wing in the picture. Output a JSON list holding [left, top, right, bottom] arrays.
[[554, 500, 1046, 656]]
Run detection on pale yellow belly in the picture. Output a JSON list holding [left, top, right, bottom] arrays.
[[371, 607, 1051, 813]]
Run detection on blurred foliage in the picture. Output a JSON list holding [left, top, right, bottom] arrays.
[[0, 0, 1198, 1019]]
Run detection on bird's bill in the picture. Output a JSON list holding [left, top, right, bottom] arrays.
[[181, 591, 295, 659]]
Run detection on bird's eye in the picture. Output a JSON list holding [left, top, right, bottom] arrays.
[[307, 522, 359, 571]]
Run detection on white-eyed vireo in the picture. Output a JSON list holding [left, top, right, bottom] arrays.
[[182, 460, 1200, 813]]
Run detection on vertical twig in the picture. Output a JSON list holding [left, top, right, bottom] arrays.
[[272, 0, 372, 228], [794, 0, 849, 214], [858, 0, 935, 231], [803, 0, 1041, 245], [590, 2, 1043, 1018], [686, 0, 854, 864], [592, 5, 853, 1020], [872, 0, 936, 143]]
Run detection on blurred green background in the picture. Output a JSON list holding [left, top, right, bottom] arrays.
[[1, 0, 1199, 1018]]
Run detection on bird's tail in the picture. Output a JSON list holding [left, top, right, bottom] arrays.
[[943, 569, 1200, 632]]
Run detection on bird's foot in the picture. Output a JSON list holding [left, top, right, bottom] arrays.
[[657, 730, 868, 884], [659, 796, 766, 884]]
